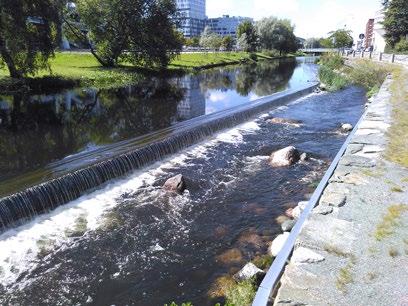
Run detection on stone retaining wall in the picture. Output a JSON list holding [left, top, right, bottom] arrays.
[[273, 74, 408, 305]]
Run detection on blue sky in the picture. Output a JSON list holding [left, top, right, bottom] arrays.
[[207, 0, 383, 40]]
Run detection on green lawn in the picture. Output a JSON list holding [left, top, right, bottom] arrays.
[[0, 51, 279, 90]]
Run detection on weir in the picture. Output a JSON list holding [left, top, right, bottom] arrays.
[[0, 83, 318, 232]]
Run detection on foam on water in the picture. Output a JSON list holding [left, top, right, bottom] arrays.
[[0, 118, 262, 289]]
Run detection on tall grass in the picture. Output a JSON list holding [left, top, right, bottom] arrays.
[[318, 53, 349, 91], [347, 60, 391, 97]]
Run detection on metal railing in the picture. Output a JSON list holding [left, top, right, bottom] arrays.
[[252, 111, 366, 306]]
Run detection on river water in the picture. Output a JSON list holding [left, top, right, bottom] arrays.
[[0, 57, 366, 305]]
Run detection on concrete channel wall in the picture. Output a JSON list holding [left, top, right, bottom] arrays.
[[254, 60, 408, 305]]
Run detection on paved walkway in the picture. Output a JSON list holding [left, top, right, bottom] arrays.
[[274, 75, 408, 305]]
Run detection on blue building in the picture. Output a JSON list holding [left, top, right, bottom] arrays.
[[175, 0, 207, 38], [206, 15, 253, 38]]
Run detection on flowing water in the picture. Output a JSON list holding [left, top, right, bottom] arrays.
[[0, 57, 366, 305]]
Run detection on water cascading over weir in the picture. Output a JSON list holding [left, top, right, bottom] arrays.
[[0, 84, 318, 232]]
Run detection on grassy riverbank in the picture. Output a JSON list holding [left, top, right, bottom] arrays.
[[318, 54, 390, 97], [0, 51, 289, 92], [386, 66, 408, 167]]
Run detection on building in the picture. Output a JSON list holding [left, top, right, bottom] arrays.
[[206, 15, 253, 38], [175, 0, 207, 38], [365, 18, 374, 49], [372, 10, 386, 52]]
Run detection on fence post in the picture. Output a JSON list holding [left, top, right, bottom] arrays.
[[379, 52, 383, 61], [391, 54, 395, 63], [361, 51, 364, 58], [353, 51, 356, 57], [369, 52, 372, 59]]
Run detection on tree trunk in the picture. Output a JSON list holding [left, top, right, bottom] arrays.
[[0, 43, 22, 78]]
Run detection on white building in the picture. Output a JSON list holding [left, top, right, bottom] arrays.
[[372, 10, 386, 53], [206, 15, 253, 38]]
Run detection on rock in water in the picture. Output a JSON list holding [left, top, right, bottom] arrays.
[[269, 232, 290, 257], [281, 219, 296, 232], [267, 118, 303, 126], [341, 123, 353, 132], [300, 153, 308, 161], [269, 146, 300, 167], [234, 263, 265, 282], [163, 174, 186, 194]]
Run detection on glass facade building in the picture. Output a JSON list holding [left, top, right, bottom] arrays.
[[206, 15, 253, 38], [175, 0, 206, 38]]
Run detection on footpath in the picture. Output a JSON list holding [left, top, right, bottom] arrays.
[[273, 70, 408, 305]]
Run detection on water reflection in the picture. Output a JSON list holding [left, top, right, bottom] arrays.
[[0, 57, 316, 184]]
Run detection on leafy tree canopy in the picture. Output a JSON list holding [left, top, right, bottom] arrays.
[[256, 17, 298, 54], [237, 21, 258, 52], [0, 0, 63, 78], [74, 0, 182, 68], [328, 29, 353, 48], [383, 0, 408, 47]]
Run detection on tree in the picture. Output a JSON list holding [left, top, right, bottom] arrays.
[[256, 17, 298, 55], [319, 37, 334, 48], [74, 0, 182, 68], [199, 26, 222, 50], [222, 36, 234, 51], [237, 21, 258, 52], [305, 38, 322, 49], [0, 0, 63, 78], [328, 29, 353, 48], [383, 0, 408, 47]]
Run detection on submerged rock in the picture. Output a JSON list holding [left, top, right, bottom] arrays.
[[269, 232, 290, 257], [341, 123, 353, 132], [233, 263, 265, 282], [163, 174, 186, 194], [267, 117, 303, 126], [269, 146, 301, 167], [216, 248, 244, 265]]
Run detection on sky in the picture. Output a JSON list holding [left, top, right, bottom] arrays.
[[206, 0, 383, 41]]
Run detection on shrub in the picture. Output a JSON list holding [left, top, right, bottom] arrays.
[[249, 53, 258, 61], [262, 49, 280, 58], [347, 60, 390, 91], [225, 279, 257, 306], [395, 38, 408, 53], [319, 65, 348, 91], [319, 53, 344, 70]]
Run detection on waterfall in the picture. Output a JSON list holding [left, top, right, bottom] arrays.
[[0, 84, 318, 231]]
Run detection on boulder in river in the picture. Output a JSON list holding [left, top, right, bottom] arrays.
[[300, 153, 308, 162], [163, 174, 186, 194], [269, 146, 300, 167], [269, 232, 290, 257], [267, 117, 303, 127], [341, 123, 353, 132], [281, 219, 296, 232], [233, 262, 265, 282]]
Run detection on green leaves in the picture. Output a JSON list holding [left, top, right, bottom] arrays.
[[328, 29, 353, 49], [0, 0, 62, 78], [256, 17, 298, 55], [75, 0, 183, 68], [383, 0, 408, 47]]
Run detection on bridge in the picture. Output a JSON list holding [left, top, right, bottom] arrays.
[[300, 48, 338, 54]]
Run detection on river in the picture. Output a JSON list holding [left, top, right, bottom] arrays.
[[0, 57, 366, 305]]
